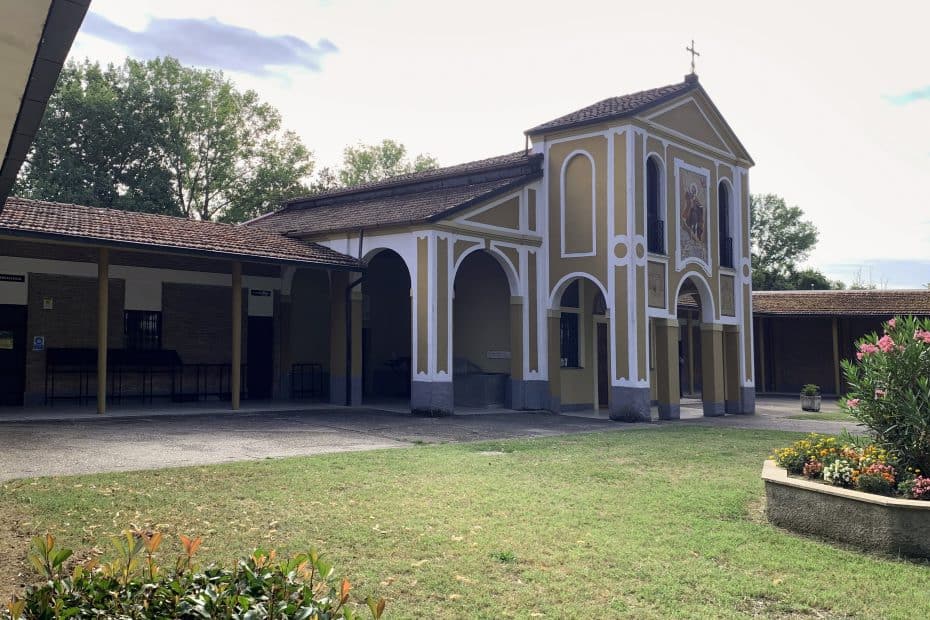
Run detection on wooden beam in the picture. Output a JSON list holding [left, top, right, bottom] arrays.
[[758, 318, 766, 393], [231, 261, 242, 410], [97, 248, 109, 414], [832, 317, 841, 395]]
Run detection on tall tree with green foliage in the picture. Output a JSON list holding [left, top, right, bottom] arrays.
[[750, 193, 842, 290], [15, 57, 314, 223], [312, 139, 439, 192]]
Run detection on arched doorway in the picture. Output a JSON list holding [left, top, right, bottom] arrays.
[[673, 275, 725, 417], [452, 250, 513, 408], [362, 250, 412, 405], [550, 275, 609, 413]]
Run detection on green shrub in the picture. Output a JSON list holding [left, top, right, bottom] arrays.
[[4, 531, 386, 620], [842, 316, 930, 472], [801, 384, 821, 396]]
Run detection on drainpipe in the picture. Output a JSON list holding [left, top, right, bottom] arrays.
[[345, 229, 365, 405]]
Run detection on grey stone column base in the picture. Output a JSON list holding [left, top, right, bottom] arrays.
[[411, 380, 454, 416], [330, 375, 362, 406], [609, 386, 652, 422], [508, 379, 550, 410], [739, 387, 756, 414], [703, 400, 726, 417], [657, 403, 681, 420]]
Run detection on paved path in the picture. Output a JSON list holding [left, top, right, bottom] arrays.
[[0, 398, 859, 481]]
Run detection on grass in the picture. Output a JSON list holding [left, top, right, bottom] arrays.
[[3, 426, 929, 618], [787, 411, 858, 422]]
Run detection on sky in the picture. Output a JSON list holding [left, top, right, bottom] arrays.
[[71, 0, 929, 288]]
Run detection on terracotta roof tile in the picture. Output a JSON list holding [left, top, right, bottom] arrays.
[[250, 151, 543, 236], [0, 197, 359, 269], [752, 290, 930, 317], [525, 78, 697, 135]]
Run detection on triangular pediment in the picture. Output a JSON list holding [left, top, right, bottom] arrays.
[[641, 89, 753, 163], [456, 195, 521, 231]]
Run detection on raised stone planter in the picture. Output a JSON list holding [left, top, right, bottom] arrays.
[[762, 460, 930, 558]]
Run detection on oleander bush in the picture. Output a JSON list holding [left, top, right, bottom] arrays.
[[4, 531, 386, 620], [841, 315, 930, 473]]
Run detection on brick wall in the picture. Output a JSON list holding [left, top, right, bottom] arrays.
[[25, 274, 125, 402], [162, 282, 247, 365]]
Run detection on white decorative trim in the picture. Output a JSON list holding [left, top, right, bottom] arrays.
[[672, 270, 717, 324], [625, 129, 638, 383], [559, 149, 597, 258], [673, 158, 712, 276], [548, 271, 608, 309]]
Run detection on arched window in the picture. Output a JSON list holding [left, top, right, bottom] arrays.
[[718, 182, 733, 268], [646, 156, 664, 254]]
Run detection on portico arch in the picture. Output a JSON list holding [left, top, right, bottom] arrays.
[[452, 249, 514, 408]]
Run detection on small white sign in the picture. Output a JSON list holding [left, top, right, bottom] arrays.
[[486, 350, 511, 360], [42, 297, 53, 310]]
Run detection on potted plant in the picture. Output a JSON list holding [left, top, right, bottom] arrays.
[[800, 384, 822, 412]]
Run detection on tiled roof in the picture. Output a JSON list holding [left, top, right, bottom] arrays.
[[250, 151, 543, 236], [525, 78, 698, 135], [0, 197, 360, 269], [752, 290, 930, 317], [283, 151, 536, 205]]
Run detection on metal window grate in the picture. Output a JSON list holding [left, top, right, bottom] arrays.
[[560, 313, 579, 368], [124, 310, 162, 350]]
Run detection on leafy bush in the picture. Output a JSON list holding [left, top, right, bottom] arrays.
[[842, 316, 930, 472], [4, 531, 386, 620], [801, 384, 821, 396]]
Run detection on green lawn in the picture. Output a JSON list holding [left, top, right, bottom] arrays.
[[3, 427, 929, 618], [787, 411, 858, 422]]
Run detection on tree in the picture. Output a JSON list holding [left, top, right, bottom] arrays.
[[750, 193, 841, 290], [16, 57, 314, 223], [312, 139, 438, 192]]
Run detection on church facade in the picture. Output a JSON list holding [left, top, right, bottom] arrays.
[[251, 73, 756, 419], [0, 74, 756, 419]]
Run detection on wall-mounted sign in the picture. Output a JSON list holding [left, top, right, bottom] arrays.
[[487, 350, 511, 360], [250, 289, 272, 297], [43, 297, 54, 310], [0, 274, 25, 283], [32, 336, 45, 351], [0, 331, 13, 350]]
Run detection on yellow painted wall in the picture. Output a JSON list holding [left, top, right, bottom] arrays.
[[547, 135, 608, 293]]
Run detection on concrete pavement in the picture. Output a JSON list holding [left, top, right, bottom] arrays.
[[0, 397, 860, 481]]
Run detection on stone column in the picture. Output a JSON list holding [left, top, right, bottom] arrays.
[[546, 310, 561, 413], [96, 247, 109, 415], [653, 318, 680, 420], [723, 325, 742, 414], [230, 261, 242, 410], [700, 323, 725, 416]]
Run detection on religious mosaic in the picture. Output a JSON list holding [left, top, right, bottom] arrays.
[[678, 167, 709, 263]]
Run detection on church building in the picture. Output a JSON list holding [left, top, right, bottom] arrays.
[[0, 72, 756, 420]]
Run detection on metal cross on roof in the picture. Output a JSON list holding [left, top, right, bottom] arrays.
[[686, 39, 700, 74]]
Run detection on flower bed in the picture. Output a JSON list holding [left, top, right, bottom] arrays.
[[762, 460, 930, 558], [764, 316, 930, 556]]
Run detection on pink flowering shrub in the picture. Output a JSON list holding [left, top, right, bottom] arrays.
[[842, 316, 930, 473]]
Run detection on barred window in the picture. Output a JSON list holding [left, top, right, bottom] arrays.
[[124, 310, 162, 350], [560, 313, 579, 368]]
